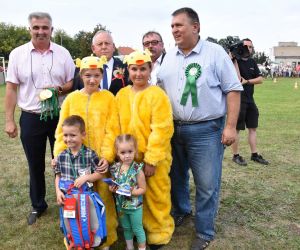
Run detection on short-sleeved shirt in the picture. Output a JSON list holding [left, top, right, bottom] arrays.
[[237, 58, 262, 103], [110, 161, 144, 210], [6, 41, 75, 112], [54, 145, 99, 181], [158, 39, 243, 122]]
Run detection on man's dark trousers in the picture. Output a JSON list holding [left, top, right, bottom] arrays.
[[20, 111, 58, 212]]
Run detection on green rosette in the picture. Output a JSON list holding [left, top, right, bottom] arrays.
[[180, 63, 201, 107], [40, 88, 60, 122]]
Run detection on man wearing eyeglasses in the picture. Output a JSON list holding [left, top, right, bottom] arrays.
[[231, 38, 269, 166], [5, 12, 75, 225], [142, 31, 166, 85]]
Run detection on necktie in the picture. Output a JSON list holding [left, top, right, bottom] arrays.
[[102, 64, 108, 90]]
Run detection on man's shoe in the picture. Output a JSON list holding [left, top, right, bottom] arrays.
[[190, 237, 210, 250], [232, 155, 247, 166], [173, 211, 192, 227], [27, 209, 43, 225], [251, 154, 269, 165]]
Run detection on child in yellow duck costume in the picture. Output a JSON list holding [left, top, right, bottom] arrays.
[[116, 50, 175, 248], [54, 55, 118, 249]]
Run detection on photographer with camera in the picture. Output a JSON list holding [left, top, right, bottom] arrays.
[[231, 38, 269, 166]]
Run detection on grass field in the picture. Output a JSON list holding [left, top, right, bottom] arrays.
[[0, 78, 299, 250]]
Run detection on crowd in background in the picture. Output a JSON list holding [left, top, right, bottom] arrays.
[[259, 62, 300, 78]]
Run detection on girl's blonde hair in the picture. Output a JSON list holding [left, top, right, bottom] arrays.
[[114, 134, 138, 160]]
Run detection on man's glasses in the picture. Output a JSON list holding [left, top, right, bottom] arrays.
[[143, 40, 161, 47]]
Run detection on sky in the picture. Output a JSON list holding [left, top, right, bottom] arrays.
[[1, 0, 300, 55]]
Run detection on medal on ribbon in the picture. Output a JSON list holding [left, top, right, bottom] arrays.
[[39, 89, 53, 101], [180, 63, 201, 107], [39, 88, 60, 121]]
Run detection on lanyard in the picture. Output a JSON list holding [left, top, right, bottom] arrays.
[[115, 162, 134, 210], [116, 161, 134, 184], [69, 146, 86, 179]]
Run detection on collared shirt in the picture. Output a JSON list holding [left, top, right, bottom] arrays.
[[6, 41, 75, 113], [157, 39, 243, 122], [100, 57, 114, 89], [149, 53, 164, 85], [54, 145, 100, 181]]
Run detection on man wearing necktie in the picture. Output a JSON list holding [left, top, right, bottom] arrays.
[[102, 64, 109, 90], [73, 30, 129, 95]]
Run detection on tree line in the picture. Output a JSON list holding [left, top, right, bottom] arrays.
[[0, 23, 267, 64], [0, 22, 114, 60]]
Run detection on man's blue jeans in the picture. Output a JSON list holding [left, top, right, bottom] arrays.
[[171, 117, 225, 241]]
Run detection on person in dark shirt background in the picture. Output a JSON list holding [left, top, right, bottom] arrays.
[[232, 38, 269, 166]]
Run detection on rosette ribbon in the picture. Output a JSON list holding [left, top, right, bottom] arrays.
[[180, 63, 201, 107]]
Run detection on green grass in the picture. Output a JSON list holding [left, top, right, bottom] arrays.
[[0, 78, 299, 249]]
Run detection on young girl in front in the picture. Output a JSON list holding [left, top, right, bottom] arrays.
[[109, 134, 146, 250]]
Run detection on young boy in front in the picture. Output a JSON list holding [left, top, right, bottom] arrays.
[[54, 115, 104, 205]]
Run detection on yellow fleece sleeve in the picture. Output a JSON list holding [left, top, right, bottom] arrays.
[[144, 89, 174, 166], [100, 94, 120, 163], [53, 96, 71, 157]]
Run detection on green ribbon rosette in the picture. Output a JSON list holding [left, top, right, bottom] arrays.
[[39, 88, 60, 122], [180, 63, 201, 107]]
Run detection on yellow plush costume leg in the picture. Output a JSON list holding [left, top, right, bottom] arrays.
[[143, 159, 175, 245], [95, 178, 118, 248]]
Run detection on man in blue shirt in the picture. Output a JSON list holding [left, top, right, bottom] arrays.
[[158, 7, 243, 250]]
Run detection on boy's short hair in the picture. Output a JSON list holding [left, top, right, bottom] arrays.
[[62, 115, 85, 133]]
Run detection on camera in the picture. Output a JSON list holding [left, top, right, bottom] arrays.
[[229, 41, 250, 60], [206, 36, 250, 60]]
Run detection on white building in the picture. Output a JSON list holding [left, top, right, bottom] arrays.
[[270, 42, 300, 67]]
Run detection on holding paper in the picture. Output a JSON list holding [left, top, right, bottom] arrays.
[[102, 178, 131, 197], [102, 178, 120, 186]]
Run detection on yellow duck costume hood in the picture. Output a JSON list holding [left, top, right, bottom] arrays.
[[123, 49, 152, 66], [75, 55, 107, 71]]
